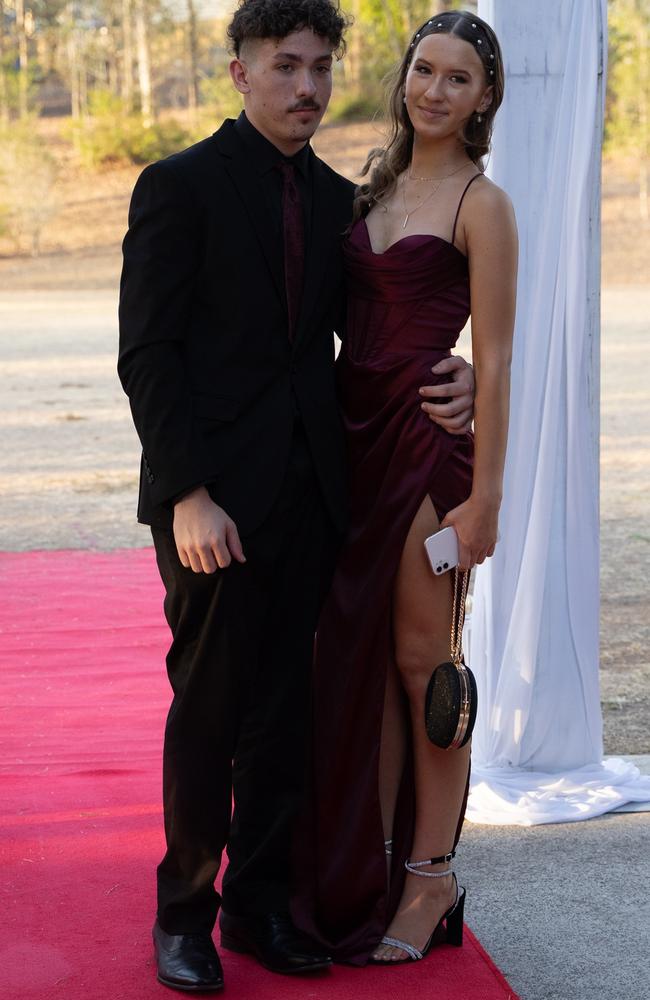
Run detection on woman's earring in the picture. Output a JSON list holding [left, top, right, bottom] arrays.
[[476, 112, 483, 122]]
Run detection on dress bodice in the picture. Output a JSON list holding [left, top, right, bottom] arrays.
[[342, 219, 471, 364]]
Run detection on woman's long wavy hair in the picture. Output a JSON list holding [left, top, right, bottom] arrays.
[[352, 10, 504, 225]]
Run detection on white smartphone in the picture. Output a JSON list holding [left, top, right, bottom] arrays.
[[424, 526, 459, 576]]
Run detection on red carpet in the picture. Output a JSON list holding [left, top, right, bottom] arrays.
[[1, 548, 519, 1000]]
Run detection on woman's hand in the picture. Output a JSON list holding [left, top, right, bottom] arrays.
[[441, 496, 500, 571]]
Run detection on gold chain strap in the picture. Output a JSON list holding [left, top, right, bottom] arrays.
[[450, 568, 469, 667]]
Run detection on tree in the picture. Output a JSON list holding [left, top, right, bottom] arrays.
[[607, 0, 650, 218], [15, 0, 29, 117], [0, 0, 9, 125], [121, 0, 134, 109], [134, 0, 152, 124], [186, 0, 198, 116]]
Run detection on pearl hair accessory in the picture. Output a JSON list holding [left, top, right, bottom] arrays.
[[408, 15, 496, 76]]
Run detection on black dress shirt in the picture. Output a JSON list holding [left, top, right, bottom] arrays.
[[234, 111, 313, 251]]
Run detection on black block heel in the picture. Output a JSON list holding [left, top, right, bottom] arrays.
[[445, 885, 466, 946]]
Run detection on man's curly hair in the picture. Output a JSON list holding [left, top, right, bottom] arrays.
[[227, 0, 350, 59]]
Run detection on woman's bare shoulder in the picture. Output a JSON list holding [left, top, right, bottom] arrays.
[[464, 174, 516, 231]]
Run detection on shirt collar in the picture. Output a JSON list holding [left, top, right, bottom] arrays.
[[235, 111, 311, 179]]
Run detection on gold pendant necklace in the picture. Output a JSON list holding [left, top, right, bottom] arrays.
[[402, 176, 444, 229], [401, 161, 471, 229]]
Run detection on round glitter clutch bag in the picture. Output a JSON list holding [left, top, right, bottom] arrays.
[[424, 569, 477, 750]]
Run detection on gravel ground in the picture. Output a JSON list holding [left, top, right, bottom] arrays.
[[0, 285, 648, 755]]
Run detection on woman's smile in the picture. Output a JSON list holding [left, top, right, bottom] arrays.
[[417, 107, 448, 119]]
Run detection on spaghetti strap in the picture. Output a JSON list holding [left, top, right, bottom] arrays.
[[451, 173, 483, 246]]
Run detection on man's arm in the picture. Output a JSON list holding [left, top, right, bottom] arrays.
[[419, 355, 475, 434], [118, 160, 245, 572], [118, 160, 210, 504]]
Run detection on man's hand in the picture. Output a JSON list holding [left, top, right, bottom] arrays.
[[419, 355, 475, 434], [173, 486, 246, 573]]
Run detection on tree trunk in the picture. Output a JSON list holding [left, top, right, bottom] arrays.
[[67, 8, 81, 120], [135, 0, 153, 126], [186, 0, 199, 116], [15, 0, 29, 118], [0, 0, 9, 125], [638, 12, 649, 220], [347, 0, 362, 94], [122, 0, 134, 111]]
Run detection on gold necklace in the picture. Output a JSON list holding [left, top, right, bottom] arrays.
[[402, 176, 444, 229], [408, 161, 470, 183], [401, 163, 470, 229]]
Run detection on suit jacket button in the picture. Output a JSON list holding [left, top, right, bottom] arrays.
[[147, 473, 155, 484]]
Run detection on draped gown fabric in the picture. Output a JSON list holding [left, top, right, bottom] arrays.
[[292, 184, 477, 965], [466, 0, 650, 824]]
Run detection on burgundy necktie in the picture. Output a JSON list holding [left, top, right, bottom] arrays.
[[278, 161, 305, 341]]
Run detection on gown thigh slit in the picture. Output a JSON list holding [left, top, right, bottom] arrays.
[[292, 209, 475, 965]]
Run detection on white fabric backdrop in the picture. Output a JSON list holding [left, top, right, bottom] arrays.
[[467, 0, 650, 824]]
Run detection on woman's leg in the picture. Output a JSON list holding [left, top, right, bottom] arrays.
[[373, 495, 470, 962]]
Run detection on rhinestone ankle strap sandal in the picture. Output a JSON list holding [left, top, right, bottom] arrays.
[[371, 850, 466, 964]]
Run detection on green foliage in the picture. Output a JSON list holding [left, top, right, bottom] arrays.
[[0, 59, 41, 117], [326, 90, 383, 123], [0, 118, 59, 254], [126, 119, 191, 163], [605, 0, 650, 157], [68, 89, 192, 166], [357, 0, 432, 77], [198, 72, 244, 123]]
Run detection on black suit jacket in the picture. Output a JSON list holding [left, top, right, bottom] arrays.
[[118, 119, 355, 536]]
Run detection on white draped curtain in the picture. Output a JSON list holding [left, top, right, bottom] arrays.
[[467, 0, 650, 824]]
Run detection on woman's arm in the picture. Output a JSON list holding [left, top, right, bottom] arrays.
[[442, 180, 518, 569]]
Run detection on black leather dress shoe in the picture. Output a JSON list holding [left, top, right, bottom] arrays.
[[219, 910, 332, 974], [153, 921, 224, 992]]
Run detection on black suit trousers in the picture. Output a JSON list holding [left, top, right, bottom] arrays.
[[151, 424, 340, 933]]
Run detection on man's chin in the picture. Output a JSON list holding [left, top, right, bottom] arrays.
[[287, 119, 323, 143], [288, 108, 325, 142]]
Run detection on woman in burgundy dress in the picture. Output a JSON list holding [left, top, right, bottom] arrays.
[[294, 12, 517, 966]]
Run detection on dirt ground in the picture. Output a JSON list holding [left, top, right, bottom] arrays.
[[0, 122, 648, 756]]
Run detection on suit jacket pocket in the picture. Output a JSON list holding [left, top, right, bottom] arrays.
[[192, 393, 240, 422]]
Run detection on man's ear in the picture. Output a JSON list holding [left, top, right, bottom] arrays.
[[230, 58, 251, 95]]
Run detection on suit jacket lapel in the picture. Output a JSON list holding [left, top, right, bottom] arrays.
[[213, 122, 285, 304]]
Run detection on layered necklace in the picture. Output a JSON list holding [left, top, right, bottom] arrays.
[[401, 162, 470, 229]]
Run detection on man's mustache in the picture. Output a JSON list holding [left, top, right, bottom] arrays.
[[289, 102, 321, 112]]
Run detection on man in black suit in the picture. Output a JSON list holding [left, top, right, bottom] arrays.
[[118, 0, 474, 991]]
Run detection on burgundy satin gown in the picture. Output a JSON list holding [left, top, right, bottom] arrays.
[[292, 178, 478, 965]]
